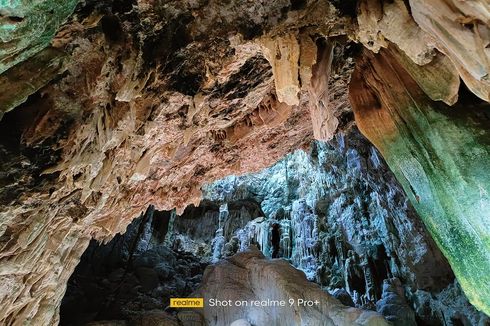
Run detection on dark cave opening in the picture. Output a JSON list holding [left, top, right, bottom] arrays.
[[151, 210, 172, 243], [368, 245, 391, 301], [345, 250, 367, 297], [271, 223, 281, 258], [101, 15, 123, 42], [330, 0, 358, 17], [60, 207, 207, 326], [290, 0, 307, 11], [6, 15, 24, 23], [327, 237, 339, 262]]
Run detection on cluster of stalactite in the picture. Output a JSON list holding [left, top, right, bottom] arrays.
[[0, 0, 489, 323]]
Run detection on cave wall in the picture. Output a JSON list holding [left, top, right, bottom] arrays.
[[0, 0, 489, 323], [172, 199, 263, 257], [350, 0, 490, 315], [350, 47, 490, 317]]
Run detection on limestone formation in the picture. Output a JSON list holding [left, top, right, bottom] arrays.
[[0, 48, 67, 119], [350, 48, 490, 316], [409, 0, 490, 102], [356, 0, 436, 65], [199, 129, 488, 325], [0, 0, 490, 324], [259, 34, 301, 106], [192, 248, 390, 326], [0, 0, 77, 74]]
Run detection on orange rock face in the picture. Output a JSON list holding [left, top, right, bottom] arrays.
[[1, 0, 490, 324], [0, 1, 350, 324]]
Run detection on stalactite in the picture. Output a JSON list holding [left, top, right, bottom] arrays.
[[279, 219, 292, 259], [163, 209, 177, 247]]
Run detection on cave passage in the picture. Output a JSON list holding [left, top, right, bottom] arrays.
[[60, 207, 207, 325], [2, 1, 490, 324], [61, 130, 489, 326]]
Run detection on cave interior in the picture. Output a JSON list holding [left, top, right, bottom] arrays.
[[0, 0, 489, 326]]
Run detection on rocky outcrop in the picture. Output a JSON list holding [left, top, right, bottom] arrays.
[[0, 48, 67, 119], [356, 0, 435, 66], [355, 0, 490, 102], [409, 0, 490, 102], [349, 48, 490, 316], [376, 278, 416, 326], [192, 248, 390, 326]]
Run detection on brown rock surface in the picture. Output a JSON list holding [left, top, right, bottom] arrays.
[[356, 0, 436, 65], [192, 248, 390, 326], [0, 1, 346, 324], [356, 0, 490, 102], [1, 0, 490, 324], [409, 0, 490, 101], [0, 48, 67, 120]]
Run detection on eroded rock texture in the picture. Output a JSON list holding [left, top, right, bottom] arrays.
[[193, 248, 389, 326], [0, 0, 77, 75], [0, 1, 352, 324], [409, 0, 490, 102], [355, 0, 490, 102], [350, 48, 490, 316], [196, 129, 488, 325], [0, 0, 490, 324]]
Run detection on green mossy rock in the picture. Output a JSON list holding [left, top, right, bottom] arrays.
[[351, 49, 490, 315], [0, 0, 77, 74]]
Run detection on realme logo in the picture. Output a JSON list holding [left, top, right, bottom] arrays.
[[170, 298, 204, 308]]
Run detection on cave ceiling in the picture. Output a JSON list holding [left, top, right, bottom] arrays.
[[0, 0, 489, 324]]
